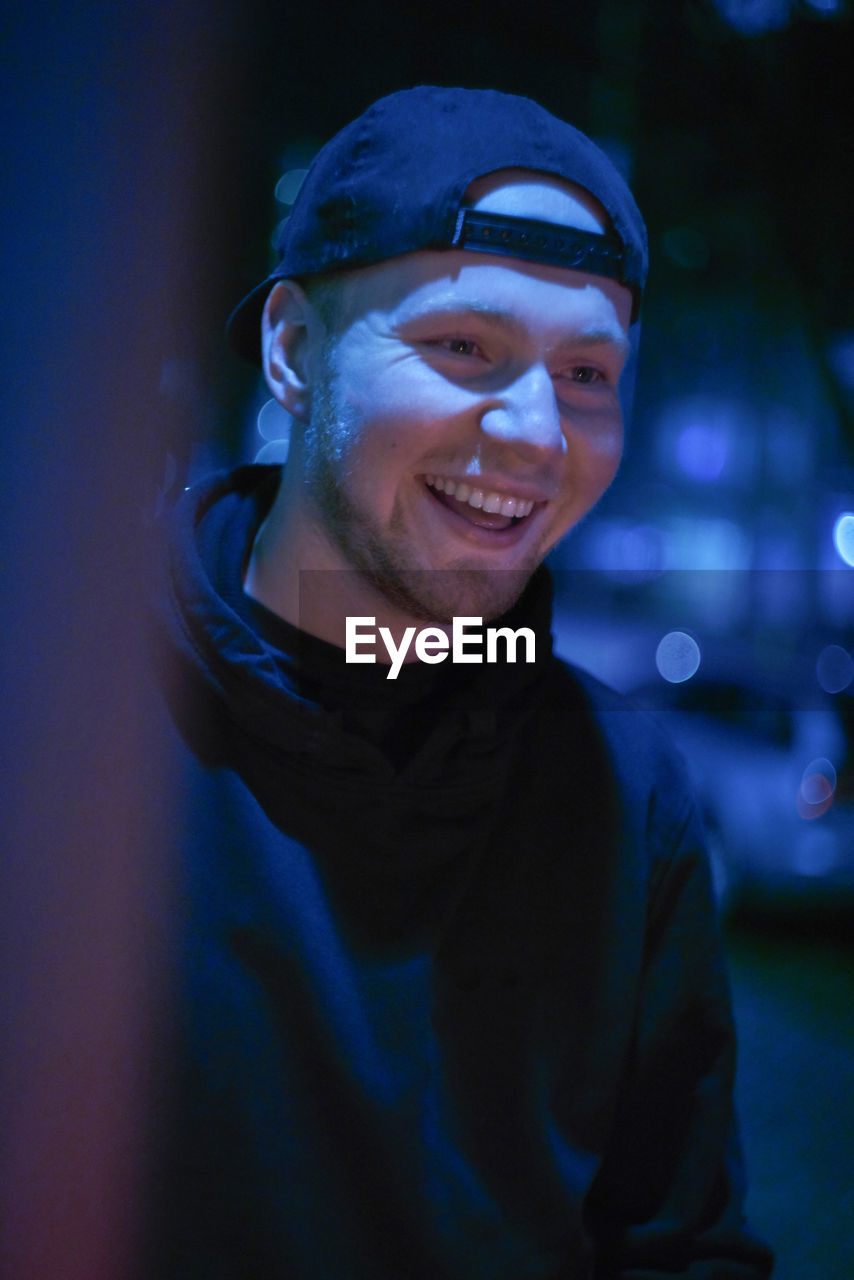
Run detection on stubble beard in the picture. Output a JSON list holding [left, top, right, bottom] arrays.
[[302, 361, 542, 625]]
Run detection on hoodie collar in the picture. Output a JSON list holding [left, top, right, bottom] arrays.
[[164, 464, 556, 783]]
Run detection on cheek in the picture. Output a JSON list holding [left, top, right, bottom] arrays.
[[343, 359, 475, 441], [594, 421, 624, 476], [566, 405, 624, 476], [584, 437, 623, 505], [555, 414, 623, 528]]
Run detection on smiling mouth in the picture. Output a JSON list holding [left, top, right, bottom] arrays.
[[424, 473, 539, 531]]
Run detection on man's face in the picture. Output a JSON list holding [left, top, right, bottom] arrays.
[[285, 175, 633, 623]]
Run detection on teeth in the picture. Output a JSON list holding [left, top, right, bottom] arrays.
[[424, 474, 535, 518]]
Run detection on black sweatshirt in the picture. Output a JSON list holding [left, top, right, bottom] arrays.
[[148, 465, 773, 1279]]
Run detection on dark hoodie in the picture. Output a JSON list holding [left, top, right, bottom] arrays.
[[148, 465, 773, 1280]]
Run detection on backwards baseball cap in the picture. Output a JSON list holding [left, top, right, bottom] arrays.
[[227, 85, 648, 364]]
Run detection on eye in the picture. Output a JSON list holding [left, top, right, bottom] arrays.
[[567, 365, 604, 385], [435, 337, 483, 358]]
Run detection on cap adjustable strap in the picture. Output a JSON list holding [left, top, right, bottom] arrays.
[[450, 209, 627, 284]]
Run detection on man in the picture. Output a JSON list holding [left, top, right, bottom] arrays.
[[152, 87, 773, 1277]]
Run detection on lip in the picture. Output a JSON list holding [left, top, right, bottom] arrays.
[[421, 472, 556, 505], [420, 476, 547, 550]]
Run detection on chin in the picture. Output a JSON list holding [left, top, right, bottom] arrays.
[[377, 564, 537, 625]]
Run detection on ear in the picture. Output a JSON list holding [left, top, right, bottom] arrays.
[[261, 280, 321, 420]]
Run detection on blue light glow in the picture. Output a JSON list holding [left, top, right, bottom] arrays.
[[793, 829, 840, 876], [257, 398, 292, 442], [833, 513, 854, 566], [255, 440, 291, 464], [816, 645, 854, 694], [800, 758, 836, 804], [665, 516, 752, 571], [715, 0, 792, 35], [582, 519, 666, 577], [655, 631, 701, 683], [676, 421, 729, 482], [256, 399, 291, 464], [656, 394, 759, 489], [275, 169, 309, 205], [797, 758, 836, 819], [828, 331, 854, 388]]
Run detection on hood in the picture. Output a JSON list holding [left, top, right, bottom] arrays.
[[157, 465, 559, 880]]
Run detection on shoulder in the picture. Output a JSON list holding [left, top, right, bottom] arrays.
[[542, 655, 691, 788], [537, 655, 703, 867]]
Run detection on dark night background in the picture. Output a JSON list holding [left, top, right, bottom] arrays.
[[2, 2, 852, 1276]]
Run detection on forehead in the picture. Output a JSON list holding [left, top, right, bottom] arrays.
[[338, 247, 633, 344]]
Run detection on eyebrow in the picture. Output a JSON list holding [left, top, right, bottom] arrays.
[[400, 301, 630, 355]]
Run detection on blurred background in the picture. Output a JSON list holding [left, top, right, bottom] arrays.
[[2, 1, 852, 1275]]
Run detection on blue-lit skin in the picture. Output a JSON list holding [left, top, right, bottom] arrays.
[[246, 172, 632, 647]]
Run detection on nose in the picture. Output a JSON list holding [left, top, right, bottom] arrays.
[[477, 363, 565, 458]]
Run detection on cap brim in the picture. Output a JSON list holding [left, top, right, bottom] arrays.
[[226, 276, 278, 367]]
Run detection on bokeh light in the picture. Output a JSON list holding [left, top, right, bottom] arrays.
[[274, 168, 309, 205], [655, 395, 759, 491], [257, 398, 291, 442], [675, 420, 729, 482], [833, 513, 854, 566], [797, 757, 836, 819], [655, 631, 701, 683], [816, 644, 854, 693], [581, 519, 666, 577], [255, 399, 291, 463]]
